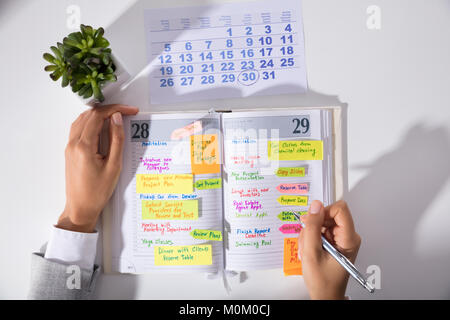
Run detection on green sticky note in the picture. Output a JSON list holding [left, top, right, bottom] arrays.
[[194, 178, 222, 190], [190, 229, 223, 241], [277, 211, 308, 221]]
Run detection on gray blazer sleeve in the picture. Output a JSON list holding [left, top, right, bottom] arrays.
[[28, 253, 100, 300]]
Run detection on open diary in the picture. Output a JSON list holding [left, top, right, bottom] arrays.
[[103, 107, 343, 274]]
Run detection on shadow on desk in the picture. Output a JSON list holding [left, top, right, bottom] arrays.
[[346, 124, 450, 299]]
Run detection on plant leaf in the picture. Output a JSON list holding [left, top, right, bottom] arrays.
[[94, 27, 104, 39], [50, 46, 63, 60], [82, 25, 94, 37], [83, 86, 93, 99], [56, 42, 65, 54], [43, 53, 55, 63], [87, 36, 94, 48], [95, 37, 109, 48], [68, 52, 85, 67], [91, 80, 104, 102], [78, 83, 90, 96], [61, 72, 69, 87], [63, 37, 83, 50], [50, 70, 62, 81], [105, 74, 117, 82], [80, 24, 90, 38], [71, 81, 83, 93], [44, 65, 58, 72], [89, 47, 103, 56], [101, 54, 111, 65]]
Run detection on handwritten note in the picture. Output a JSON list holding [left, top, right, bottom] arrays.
[[279, 224, 302, 234], [283, 237, 302, 276], [142, 200, 198, 220], [195, 178, 222, 190], [190, 229, 223, 241], [154, 244, 212, 266], [191, 134, 221, 175], [268, 140, 323, 161], [277, 195, 308, 206], [276, 183, 309, 194], [140, 157, 172, 173], [277, 211, 307, 222], [276, 167, 306, 177], [231, 171, 265, 181], [136, 174, 193, 194]]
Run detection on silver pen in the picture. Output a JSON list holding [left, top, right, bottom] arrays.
[[292, 212, 375, 293]]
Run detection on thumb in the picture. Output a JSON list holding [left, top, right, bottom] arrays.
[[301, 200, 325, 261], [106, 112, 125, 172]]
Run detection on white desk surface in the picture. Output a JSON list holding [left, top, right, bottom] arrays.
[[1, 0, 449, 299]]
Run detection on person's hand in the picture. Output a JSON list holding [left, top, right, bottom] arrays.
[[56, 104, 139, 233], [298, 200, 361, 300]]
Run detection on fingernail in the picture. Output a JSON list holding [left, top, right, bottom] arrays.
[[309, 200, 322, 214], [112, 112, 122, 126]]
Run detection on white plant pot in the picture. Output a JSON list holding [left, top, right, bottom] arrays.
[[78, 53, 130, 106]]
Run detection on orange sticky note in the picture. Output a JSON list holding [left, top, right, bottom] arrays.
[[190, 134, 221, 175], [283, 237, 302, 276]]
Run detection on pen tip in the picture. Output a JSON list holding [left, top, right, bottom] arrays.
[[366, 282, 375, 293]]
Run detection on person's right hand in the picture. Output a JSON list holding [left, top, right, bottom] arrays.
[[298, 200, 361, 300]]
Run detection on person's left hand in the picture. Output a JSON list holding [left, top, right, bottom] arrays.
[[56, 104, 139, 233]]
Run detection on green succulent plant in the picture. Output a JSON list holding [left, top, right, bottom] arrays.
[[43, 24, 117, 103], [43, 43, 70, 87]]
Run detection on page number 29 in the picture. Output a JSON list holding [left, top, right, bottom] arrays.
[[292, 117, 309, 134]]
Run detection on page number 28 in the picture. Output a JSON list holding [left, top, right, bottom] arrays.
[[131, 121, 150, 141], [292, 117, 309, 134]]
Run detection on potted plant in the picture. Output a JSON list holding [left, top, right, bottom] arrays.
[[43, 24, 129, 105]]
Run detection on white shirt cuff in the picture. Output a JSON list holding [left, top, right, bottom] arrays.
[[44, 226, 98, 270]]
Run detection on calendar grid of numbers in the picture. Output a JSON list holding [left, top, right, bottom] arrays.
[[144, 0, 307, 104]]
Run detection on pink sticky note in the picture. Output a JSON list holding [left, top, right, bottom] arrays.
[[170, 121, 203, 140], [279, 224, 302, 234], [276, 183, 309, 194]]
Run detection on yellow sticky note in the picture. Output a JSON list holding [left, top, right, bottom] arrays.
[[190, 134, 221, 175], [154, 244, 212, 266], [277, 195, 308, 206], [142, 200, 198, 220], [268, 140, 323, 161], [284, 238, 302, 276], [136, 174, 193, 194], [190, 229, 223, 241], [276, 167, 306, 177]]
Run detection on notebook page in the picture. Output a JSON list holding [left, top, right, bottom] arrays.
[[110, 112, 224, 273], [222, 109, 332, 271]]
